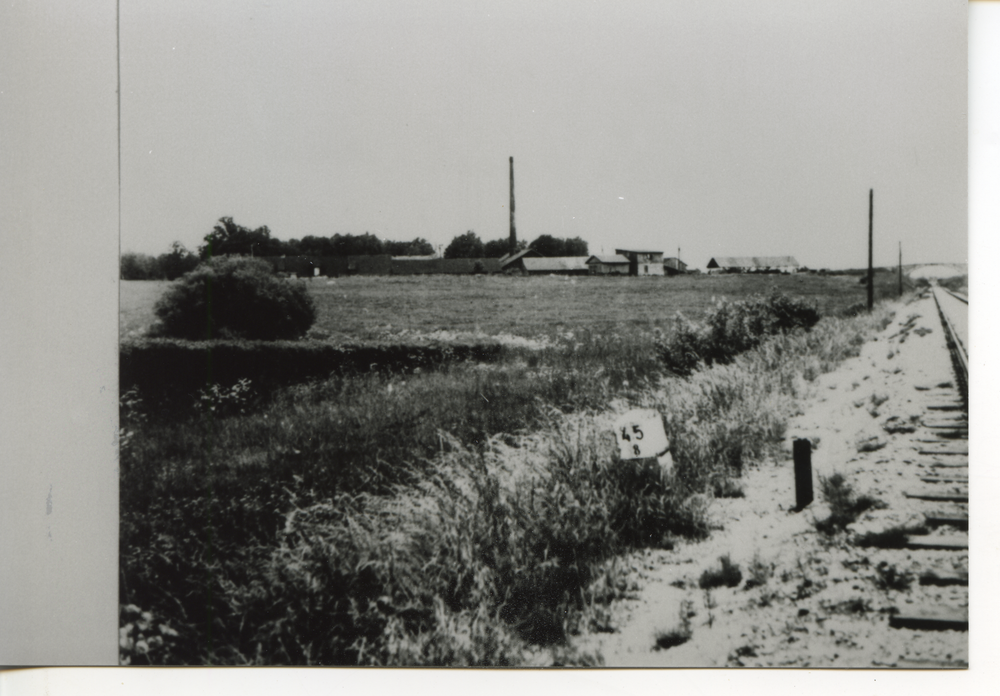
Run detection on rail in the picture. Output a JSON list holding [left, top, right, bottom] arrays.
[[931, 284, 968, 393]]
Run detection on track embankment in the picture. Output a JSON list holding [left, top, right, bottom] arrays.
[[573, 291, 969, 668]]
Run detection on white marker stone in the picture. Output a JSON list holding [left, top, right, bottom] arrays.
[[613, 409, 669, 461]]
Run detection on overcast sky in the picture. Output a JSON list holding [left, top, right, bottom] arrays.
[[120, 0, 967, 269]]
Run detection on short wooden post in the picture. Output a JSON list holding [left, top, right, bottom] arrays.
[[793, 438, 813, 510]]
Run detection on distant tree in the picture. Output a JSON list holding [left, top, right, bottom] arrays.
[[157, 242, 200, 280], [529, 234, 565, 257], [120, 252, 160, 280], [330, 232, 384, 257], [298, 235, 335, 256], [384, 237, 435, 256], [444, 231, 484, 259], [564, 236, 589, 256], [283, 238, 303, 256], [198, 217, 275, 260], [483, 238, 511, 258]]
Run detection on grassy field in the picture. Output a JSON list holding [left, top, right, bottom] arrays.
[[121, 271, 904, 341], [118, 269, 908, 665]]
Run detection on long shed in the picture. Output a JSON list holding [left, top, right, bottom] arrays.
[[706, 256, 800, 274]]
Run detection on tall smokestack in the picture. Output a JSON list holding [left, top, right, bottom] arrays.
[[509, 156, 516, 254]]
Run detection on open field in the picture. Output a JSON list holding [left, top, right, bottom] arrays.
[[119, 268, 918, 665], [121, 271, 907, 341]]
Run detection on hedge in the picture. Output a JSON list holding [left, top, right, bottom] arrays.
[[120, 338, 504, 400]]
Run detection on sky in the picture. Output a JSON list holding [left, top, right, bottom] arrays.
[[120, 0, 967, 269]]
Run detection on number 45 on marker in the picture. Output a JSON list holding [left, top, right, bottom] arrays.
[[613, 409, 670, 462]]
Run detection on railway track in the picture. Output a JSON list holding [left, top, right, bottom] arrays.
[[888, 285, 969, 641]]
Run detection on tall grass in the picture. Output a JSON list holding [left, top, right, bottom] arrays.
[[119, 297, 895, 665]]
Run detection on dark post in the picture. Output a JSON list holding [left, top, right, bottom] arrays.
[[867, 188, 874, 312], [793, 438, 813, 510], [509, 156, 516, 255], [898, 241, 903, 298]]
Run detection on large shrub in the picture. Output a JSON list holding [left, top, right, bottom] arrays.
[[656, 291, 820, 376], [152, 256, 316, 340]]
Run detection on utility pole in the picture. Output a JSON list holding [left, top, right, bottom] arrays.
[[509, 157, 516, 255], [867, 189, 874, 312], [898, 241, 903, 298]]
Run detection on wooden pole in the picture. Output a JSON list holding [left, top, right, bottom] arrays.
[[793, 439, 814, 510], [898, 241, 903, 298], [867, 189, 874, 312], [509, 157, 516, 255]]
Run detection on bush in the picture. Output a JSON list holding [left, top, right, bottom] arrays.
[[813, 473, 886, 535], [655, 292, 820, 376], [699, 554, 743, 589], [152, 256, 316, 340]]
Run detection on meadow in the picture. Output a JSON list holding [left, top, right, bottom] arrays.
[[118, 270, 905, 665], [120, 271, 902, 342]]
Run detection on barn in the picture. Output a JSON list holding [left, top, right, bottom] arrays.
[[518, 257, 590, 275], [706, 256, 801, 274], [614, 249, 665, 276], [585, 254, 630, 275]]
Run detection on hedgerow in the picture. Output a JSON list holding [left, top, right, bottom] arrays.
[[655, 291, 820, 376]]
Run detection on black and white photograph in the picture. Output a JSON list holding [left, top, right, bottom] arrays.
[[4, 0, 988, 675], [113, 0, 969, 667]]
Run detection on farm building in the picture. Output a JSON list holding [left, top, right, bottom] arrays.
[[663, 257, 688, 275], [586, 254, 631, 275], [516, 257, 590, 275], [615, 249, 665, 276], [706, 256, 801, 274]]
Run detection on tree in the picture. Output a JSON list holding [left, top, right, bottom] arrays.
[[156, 242, 200, 280], [564, 236, 588, 256], [443, 231, 485, 259], [384, 237, 435, 256], [198, 217, 275, 260], [528, 234, 565, 257], [120, 252, 160, 280], [483, 238, 511, 258], [528, 235, 588, 257]]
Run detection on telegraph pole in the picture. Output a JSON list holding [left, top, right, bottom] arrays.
[[509, 157, 516, 255], [867, 189, 874, 312], [898, 241, 903, 298]]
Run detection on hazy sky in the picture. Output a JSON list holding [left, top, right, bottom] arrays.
[[120, 0, 967, 269]]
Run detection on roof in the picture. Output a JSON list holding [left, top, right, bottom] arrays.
[[708, 256, 800, 268], [498, 247, 537, 267], [522, 257, 591, 272], [586, 254, 630, 265], [615, 249, 663, 255]]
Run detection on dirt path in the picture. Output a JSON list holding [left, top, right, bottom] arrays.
[[573, 293, 968, 667]]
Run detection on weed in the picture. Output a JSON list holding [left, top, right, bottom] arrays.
[[873, 561, 913, 592], [814, 474, 886, 535], [654, 600, 694, 650], [712, 478, 746, 499], [699, 554, 743, 590], [744, 553, 774, 591]]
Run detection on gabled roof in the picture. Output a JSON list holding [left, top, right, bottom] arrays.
[[498, 247, 538, 267], [708, 256, 800, 268], [522, 257, 590, 272], [615, 248, 663, 255], [586, 254, 630, 265]]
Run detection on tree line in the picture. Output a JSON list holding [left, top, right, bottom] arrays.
[[121, 217, 589, 279]]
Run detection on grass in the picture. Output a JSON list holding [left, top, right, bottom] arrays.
[[699, 554, 743, 590], [122, 272, 908, 341], [119, 285, 898, 665], [813, 473, 887, 536]]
